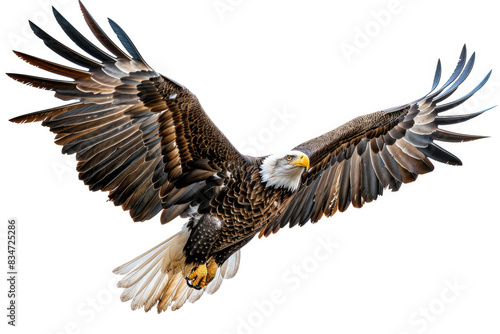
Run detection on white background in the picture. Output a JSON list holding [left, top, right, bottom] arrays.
[[1, 0, 499, 333]]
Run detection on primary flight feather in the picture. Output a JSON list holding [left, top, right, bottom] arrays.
[[8, 1, 493, 312]]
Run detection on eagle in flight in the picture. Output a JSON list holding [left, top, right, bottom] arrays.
[[9, 1, 492, 312]]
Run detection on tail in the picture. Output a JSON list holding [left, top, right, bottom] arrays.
[[113, 225, 240, 312]]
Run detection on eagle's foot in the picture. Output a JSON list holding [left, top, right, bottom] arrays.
[[185, 260, 219, 290], [206, 260, 219, 284], [186, 264, 208, 290]]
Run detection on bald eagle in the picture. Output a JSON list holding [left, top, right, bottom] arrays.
[[8, 1, 492, 312]]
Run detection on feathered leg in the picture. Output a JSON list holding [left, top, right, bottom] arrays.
[[184, 214, 223, 289]]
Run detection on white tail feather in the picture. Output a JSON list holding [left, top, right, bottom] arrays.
[[221, 249, 240, 279], [113, 225, 241, 312]]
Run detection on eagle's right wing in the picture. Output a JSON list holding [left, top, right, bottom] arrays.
[[9, 1, 248, 224], [262, 46, 493, 237]]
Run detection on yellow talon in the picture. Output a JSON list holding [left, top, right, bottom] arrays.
[[206, 260, 219, 284], [186, 260, 219, 289], [187, 264, 208, 289]]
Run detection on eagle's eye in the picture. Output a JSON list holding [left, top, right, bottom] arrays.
[[285, 155, 293, 162]]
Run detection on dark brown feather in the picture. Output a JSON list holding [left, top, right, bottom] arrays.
[[263, 46, 491, 236], [10, 2, 249, 225]]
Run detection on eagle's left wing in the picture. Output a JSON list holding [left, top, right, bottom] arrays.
[[9, 2, 249, 225], [261, 46, 492, 237]]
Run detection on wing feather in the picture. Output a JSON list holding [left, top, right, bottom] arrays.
[[9, 2, 248, 223], [262, 46, 492, 237]]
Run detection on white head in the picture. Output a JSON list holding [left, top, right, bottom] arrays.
[[259, 150, 310, 192]]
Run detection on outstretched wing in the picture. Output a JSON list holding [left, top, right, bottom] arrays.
[[9, 1, 248, 224], [261, 46, 492, 237]]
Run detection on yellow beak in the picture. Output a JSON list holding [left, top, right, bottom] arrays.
[[290, 154, 310, 170]]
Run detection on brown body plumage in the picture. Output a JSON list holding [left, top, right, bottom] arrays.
[[8, 1, 492, 312]]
